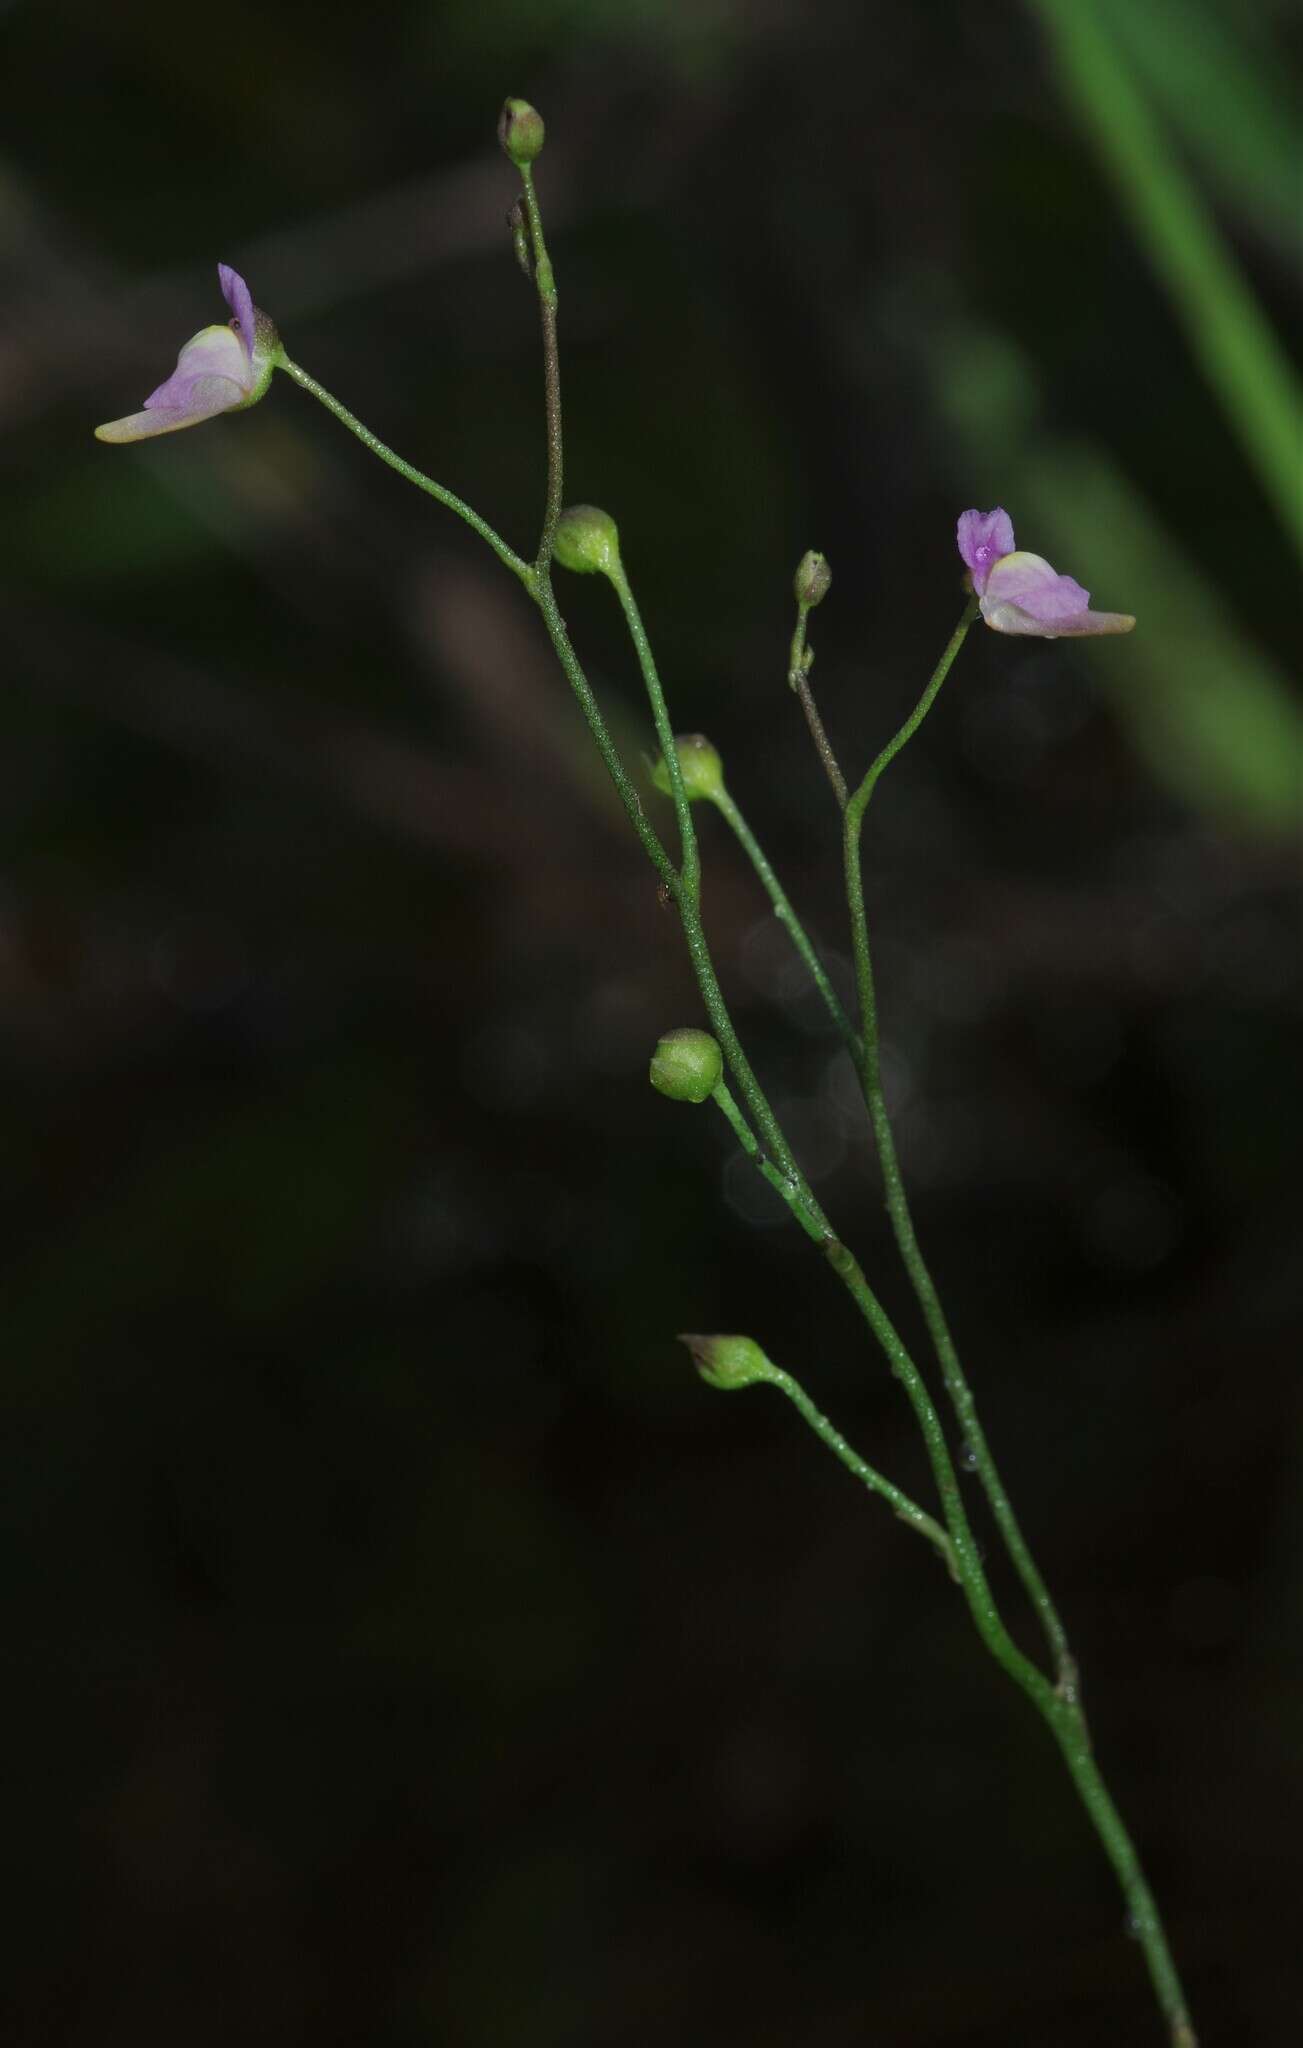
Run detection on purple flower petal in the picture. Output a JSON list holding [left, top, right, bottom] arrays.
[[94, 378, 248, 443], [142, 323, 252, 412], [956, 507, 1016, 594], [984, 550, 1089, 619], [218, 263, 256, 366], [982, 600, 1137, 637], [980, 550, 1134, 638]]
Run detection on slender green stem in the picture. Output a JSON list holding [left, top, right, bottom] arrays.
[[764, 1360, 959, 1579], [708, 1085, 1060, 1730], [710, 787, 862, 1062], [601, 566, 816, 1203], [844, 599, 978, 826], [711, 1093, 1030, 1661], [709, 1079, 827, 1245], [836, 615, 1204, 2041], [276, 356, 530, 582], [816, 1229, 1030, 1673], [508, 142, 1193, 2048], [808, 1180, 1189, 2031], [730, 1046, 1195, 2042], [788, 604, 810, 686], [545, 566, 797, 1187], [789, 601, 849, 808], [794, 671, 849, 809], [530, 579, 680, 891], [814, 1230, 1197, 2044], [1031, 0, 1303, 561], [517, 163, 564, 572], [272, 149, 1191, 2035], [575, 609, 1190, 2038], [632, 590, 1080, 1760], [609, 566, 700, 900], [510, 160, 682, 897], [1048, 1734, 1199, 2048], [674, 587, 1188, 2040], [842, 598, 1081, 1690], [509, 154, 803, 1200], [710, 1094, 1025, 1682], [290, 341, 1196, 2048], [514, 139, 808, 1211]]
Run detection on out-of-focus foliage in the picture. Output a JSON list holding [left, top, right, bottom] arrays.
[[1034, 0, 1303, 555], [1095, 0, 1298, 241]]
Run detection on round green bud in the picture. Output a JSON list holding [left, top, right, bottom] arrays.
[[649, 1028, 723, 1105], [552, 503, 621, 577], [679, 1333, 776, 1392], [498, 98, 545, 168], [650, 733, 725, 804], [794, 550, 832, 608]]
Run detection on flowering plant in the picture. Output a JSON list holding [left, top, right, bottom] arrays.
[[92, 104, 1195, 2048]]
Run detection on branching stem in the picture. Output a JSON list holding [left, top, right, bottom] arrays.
[[710, 787, 861, 1062], [789, 601, 849, 808], [277, 355, 529, 582], [842, 596, 1080, 1689], [279, 132, 1196, 2048]]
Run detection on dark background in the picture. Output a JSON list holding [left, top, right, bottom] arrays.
[[3, 2, 1300, 2042]]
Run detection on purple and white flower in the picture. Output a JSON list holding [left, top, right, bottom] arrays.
[[95, 264, 279, 444], [957, 507, 1134, 637]]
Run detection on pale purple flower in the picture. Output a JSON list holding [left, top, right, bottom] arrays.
[[95, 264, 279, 444], [957, 506, 1135, 637], [956, 507, 1015, 597]]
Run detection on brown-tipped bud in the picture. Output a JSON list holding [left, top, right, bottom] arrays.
[[679, 1333, 777, 1392], [649, 1028, 723, 1104], [650, 734, 725, 804], [794, 550, 832, 609], [498, 98, 545, 168]]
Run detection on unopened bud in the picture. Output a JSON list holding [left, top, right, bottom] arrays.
[[680, 1333, 777, 1392], [650, 733, 725, 804], [649, 1028, 723, 1104], [498, 98, 545, 168], [794, 550, 832, 609], [553, 503, 621, 577]]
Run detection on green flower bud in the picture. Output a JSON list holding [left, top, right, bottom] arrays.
[[649, 1028, 723, 1104], [498, 98, 545, 168], [552, 503, 621, 577], [650, 733, 725, 804], [794, 550, 832, 608], [679, 1333, 777, 1392]]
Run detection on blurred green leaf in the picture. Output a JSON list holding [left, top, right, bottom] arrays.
[[1090, 0, 1298, 242], [1031, 0, 1303, 558]]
